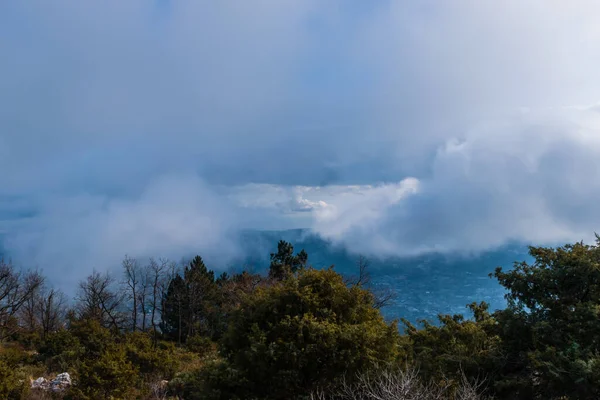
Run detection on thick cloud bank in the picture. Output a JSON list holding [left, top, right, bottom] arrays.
[[309, 106, 600, 256], [2, 1, 600, 285], [3, 175, 240, 288]]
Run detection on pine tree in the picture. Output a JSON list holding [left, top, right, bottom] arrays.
[[184, 256, 218, 339], [268, 240, 308, 280], [161, 274, 187, 344]]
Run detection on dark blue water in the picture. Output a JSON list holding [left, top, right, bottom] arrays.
[[234, 229, 530, 324]]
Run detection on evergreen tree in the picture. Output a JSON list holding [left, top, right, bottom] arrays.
[[162, 256, 221, 343], [184, 256, 219, 339], [492, 238, 600, 399], [161, 274, 187, 344], [268, 240, 308, 280]]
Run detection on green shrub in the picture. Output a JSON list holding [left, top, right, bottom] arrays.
[[0, 343, 32, 367], [186, 334, 214, 355], [124, 332, 179, 379], [0, 360, 29, 400], [492, 240, 600, 399], [403, 302, 502, 394], [68, 319, 112, 358], [171, 360, 246, 400], [38, 330, 83, 372], [70, 344, 139, 400], [207, 267, 401, 399]]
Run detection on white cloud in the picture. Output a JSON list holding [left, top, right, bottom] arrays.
[[355, 0, 600, 174], [306, 105, 600, 256], [310, 179, 420, 251], [3, 1, 600, 279], [4, 175, 239, 289], [287, 197, 328, 213]]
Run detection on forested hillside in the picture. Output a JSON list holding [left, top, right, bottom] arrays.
[[0, 238, 599, 399]]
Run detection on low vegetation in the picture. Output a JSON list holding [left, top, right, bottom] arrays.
[[1, 237, 600, 399]]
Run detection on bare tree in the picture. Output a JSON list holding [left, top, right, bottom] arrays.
[[122, 256, 140, 332], [0, 259, 44, 339], [38, 287, 67, 338], [345, 255, 372, 287], [345, 255, 396, 310], [20, 281, 67, 339], [147, 258, 168, 344], [75, 270, 125, 331], [148, 379, 169, 400], [135, 258, 173, 334], [455, 370, 489, 400], [342, 367, 449, 399], [138, 265, 150, 331], [219, 269, 263, 310], [372, 286, 396, 310], [158, 260, 178, 336], [312, 367, 489, 400], [20, 282, 41, 333]]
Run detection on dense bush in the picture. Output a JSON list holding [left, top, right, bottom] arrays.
[[124, 332, 179, 379], [0, 359, 29, 399], [490, 239, 600, 399], [37, 330, 83, 372], [201, 267, 402, 399], [68, 344, 139, 400], [403, 302, 501, 391]]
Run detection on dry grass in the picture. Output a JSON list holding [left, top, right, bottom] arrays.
[[24, 390, 57, 400], [174, 346, 217, 374]]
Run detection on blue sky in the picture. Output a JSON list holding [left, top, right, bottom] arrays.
[[2, 0, 600, 287]]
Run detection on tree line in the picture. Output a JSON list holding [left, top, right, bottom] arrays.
[[1, 237, 600, 399]]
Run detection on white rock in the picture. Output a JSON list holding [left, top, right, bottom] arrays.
[[50, 372, 72, 392], [31, 377, 49, 390]]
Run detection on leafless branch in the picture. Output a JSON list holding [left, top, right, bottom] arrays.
[[312, 366, 489, 400]]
